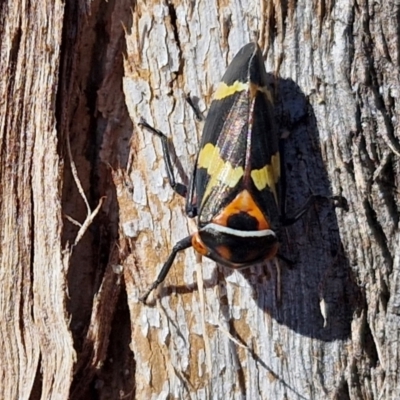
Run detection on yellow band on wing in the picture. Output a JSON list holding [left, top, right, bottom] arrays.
[[198, 143, 244, 201], [214, 81, 248, 100], [250, 152, 280, 202], [214, 80, 274, 104]]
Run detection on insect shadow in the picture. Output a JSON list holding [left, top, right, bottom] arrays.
[[257, 77, 361, 341], [143, 77, 361, 342]]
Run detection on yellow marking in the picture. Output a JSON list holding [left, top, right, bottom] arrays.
[[214, 81, 248, 100], [198, 143, 244, 200], [250, 152, 280, 202], [259, 85, 274, 104], [214, 80, 274, 104], [249, 83, 274, 104]]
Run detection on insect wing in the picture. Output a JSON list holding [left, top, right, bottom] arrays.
[[195, 44, 280, 230]]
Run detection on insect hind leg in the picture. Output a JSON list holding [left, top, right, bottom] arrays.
[[280, 194, 348, 226], [139, 235, 193, 303]]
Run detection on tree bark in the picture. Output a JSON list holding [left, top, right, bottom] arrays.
[[0, 1, 74, 399], [123, 1, 399, 399], [1, 0, 399, 399], [0, 0, 133, 398]]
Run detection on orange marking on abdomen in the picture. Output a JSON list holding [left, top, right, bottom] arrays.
[[212, 189, 270, 230]]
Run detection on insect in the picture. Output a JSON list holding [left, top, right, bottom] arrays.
[[139, 43, 320, 303]]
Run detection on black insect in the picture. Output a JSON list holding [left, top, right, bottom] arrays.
[[139, 43, 343, 302]]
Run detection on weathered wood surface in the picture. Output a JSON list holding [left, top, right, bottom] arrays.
[[122, 1, 399, 399], [0, 0, 74, 399]]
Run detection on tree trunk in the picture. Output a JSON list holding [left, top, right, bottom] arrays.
[[0, 1, 74, 399], [1, 0, 399, 399], [123, 1, 399, 399]]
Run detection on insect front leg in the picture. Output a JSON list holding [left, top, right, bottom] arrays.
[[139, 117, 188, 197], [139, 235, 193, 303]]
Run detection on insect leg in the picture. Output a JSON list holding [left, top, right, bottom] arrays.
[[139, 117, 187, 197], [281, 194, 348, 226], [281, 195, 320, 226], [139, 235, 193, 303], [279, 137, 348, 226], [185, 94, 204, 121], [185, 164, 198, 218]]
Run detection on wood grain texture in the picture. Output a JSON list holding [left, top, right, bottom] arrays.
[[0, 0, 74, 399], [122, 0, 400, 399]]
